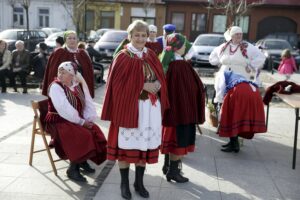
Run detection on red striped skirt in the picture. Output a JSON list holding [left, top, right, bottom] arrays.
[[46, 122, 107, 165], [107, 123, 160, 164], [161, 126, 195, 156], [218, 83, 267, 139]]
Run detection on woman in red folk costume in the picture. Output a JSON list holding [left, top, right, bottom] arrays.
[[45, 61, 107, 182], [145, 25, 163, 56], [42, 30, 95, 98], [101, 20, 169, 200], [214, 70, 267, 153], [160, 33, 206, 183]]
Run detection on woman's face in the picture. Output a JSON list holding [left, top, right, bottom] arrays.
[[65, 33, 78, 50], [57, 68, 74, 85], [231, 33, 243, 44], [0, 41, 6, 52], [149, 31, 157, 40], [130, 29, 148, 50]]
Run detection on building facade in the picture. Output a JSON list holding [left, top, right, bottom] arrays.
[[0, 0, 75, 31], [163, 0, 300, 42]]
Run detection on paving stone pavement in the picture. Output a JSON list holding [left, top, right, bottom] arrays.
[[0, 70, 299, 200]]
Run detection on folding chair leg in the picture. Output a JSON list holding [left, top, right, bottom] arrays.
[[41, 133, 58, 176], [29, 118, 37, 166]]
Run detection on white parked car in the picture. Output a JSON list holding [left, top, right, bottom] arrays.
[[191, 33, 225, 67]]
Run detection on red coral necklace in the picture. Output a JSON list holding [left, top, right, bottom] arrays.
[[229, 44, 240, 55]]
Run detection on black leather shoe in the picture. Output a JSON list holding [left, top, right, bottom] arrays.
[[22, 88, 28, 94], [221, 137, 239, 153], [221, 141, 231, 148], [79, 161, 95, 173], [67, 163, 87, 182]]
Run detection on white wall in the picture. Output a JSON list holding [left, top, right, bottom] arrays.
[[0, 0, 75, 31]]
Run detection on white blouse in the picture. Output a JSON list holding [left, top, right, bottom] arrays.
[[48, 81, 97, 126], [209, 42, 266, 80]]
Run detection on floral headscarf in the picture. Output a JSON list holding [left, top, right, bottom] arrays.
[[160, 33, 192, 73]]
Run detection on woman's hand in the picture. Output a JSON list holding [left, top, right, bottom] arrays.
[[143, 82, 159, 94], [245, 66, 251, 73], [83, 121, 94, 129]]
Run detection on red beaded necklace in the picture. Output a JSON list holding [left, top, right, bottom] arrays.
[[229, 44, 240, 55]]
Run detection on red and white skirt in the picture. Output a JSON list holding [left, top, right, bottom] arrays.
[[218, 83, 267, 139]]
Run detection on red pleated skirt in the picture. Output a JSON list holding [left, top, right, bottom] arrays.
[[218, 83, 267, 139], [161, 126, 195, 156], [106, 123, 160, 164], [46, 122, 107, 165]]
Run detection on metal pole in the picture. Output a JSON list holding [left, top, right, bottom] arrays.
[[84, 0, 87, 41], [292, 108, 299, 169]]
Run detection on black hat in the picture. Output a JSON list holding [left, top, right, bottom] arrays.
[[38, 42, 48, 51], [55, 36, 64, 46]]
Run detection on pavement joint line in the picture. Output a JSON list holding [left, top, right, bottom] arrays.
[[84, 160, 116, 200], [0, 122, 31, 143]]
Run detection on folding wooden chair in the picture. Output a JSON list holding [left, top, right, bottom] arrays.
[[29, 99, 61, 176]]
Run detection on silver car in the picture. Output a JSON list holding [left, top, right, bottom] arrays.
[[191, 33, 225, 67]]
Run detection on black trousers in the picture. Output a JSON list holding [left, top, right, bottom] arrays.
[[10, 70, 27, 88], [0, 69, 9, 92]]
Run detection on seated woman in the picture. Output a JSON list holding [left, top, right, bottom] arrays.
[[45, 61, 107, 182], [214, 70, 267, 153]]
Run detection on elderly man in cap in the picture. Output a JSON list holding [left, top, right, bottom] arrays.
[[157, 24, 176, 50]]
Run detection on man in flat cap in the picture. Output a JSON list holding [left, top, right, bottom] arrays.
[[157, 24, 176, 50]]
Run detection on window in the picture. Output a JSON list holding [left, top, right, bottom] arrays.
[[131, 17, 155, 25], [130, 7, 155, 25], [212, 15, 227, 33], [235, 16, 249, 33], [38, 8, 49, 27], [86, 10, 94, 30], [191, 13, 206, 32], [100, 11, 115, 28], [171, 12, 185, 31], [13, 7, 24, 27]]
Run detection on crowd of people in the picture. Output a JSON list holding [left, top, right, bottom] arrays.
[[4, 19, 300, 200]]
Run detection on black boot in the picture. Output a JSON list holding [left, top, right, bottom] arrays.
[[66, 162, 87, 182], [221, 137, 240, 153], [120, 168, 132, 200], [166, 160, 189, 183], [79, 161, 95, 173], [134, 166, 149, 198], [221, 140, 231, 148], [162, 154, 169, 175]]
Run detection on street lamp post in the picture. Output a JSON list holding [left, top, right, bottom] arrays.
[[22, 0, 30, 49]]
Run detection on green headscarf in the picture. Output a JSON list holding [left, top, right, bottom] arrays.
[[63, 30, 77, 42], [160, 33, 192, 73]]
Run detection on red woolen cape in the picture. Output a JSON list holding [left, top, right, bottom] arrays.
[[145, 41, 163, 56], [42, 48, 94, 97], [101, 49, 169, 128], [163, 60, 206, 126]]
